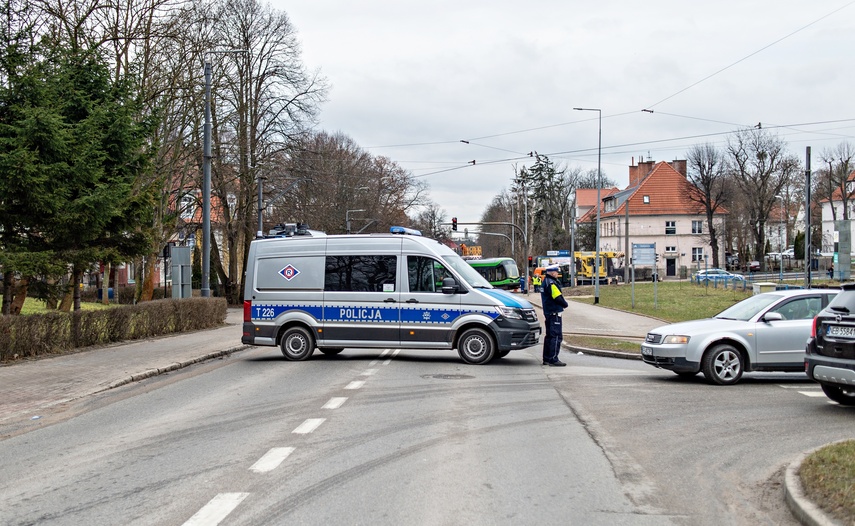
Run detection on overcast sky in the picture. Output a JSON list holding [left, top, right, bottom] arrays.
[[277, 1, 855, 224]]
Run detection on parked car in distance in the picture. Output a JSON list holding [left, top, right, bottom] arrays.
[[805, 283, 855, 405], [748, 260, 761, 272], [641, 288, 839, 385], [692, 268, 745, 282]]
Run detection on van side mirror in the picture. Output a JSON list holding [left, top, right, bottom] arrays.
[[441, 277, 459, 294]]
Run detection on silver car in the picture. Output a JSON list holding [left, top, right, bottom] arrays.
[[641, 289, 838, 385]]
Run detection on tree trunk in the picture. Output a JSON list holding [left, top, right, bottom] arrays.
[[101, 263, 110, 305], [9, 276, 29, 315], [2, 271, 13, 315], [140, 253, 156, 301]]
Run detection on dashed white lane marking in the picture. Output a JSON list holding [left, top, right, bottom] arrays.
[[799, 391, 830, 397], [182, 492, 249, 526], [249, 447, 295, 473], [292, 418, 325, 434], [323, 397, 348, 409], [345, 380, 365, 390], [362, 368, 378, 376], [384, 349, 401, 365]]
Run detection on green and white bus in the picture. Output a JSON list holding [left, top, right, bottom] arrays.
[[466, 257, 521, 289]]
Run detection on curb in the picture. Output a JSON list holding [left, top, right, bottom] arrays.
[[562, 344, 641, 361], [785, 444, 846, 526], [104, 345, 252, 391]]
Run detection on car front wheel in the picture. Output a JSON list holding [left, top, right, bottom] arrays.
[[820, 383, 855, 405], [702, 344, 744, 385]]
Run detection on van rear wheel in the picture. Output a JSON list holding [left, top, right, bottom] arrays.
[[457, 328, 495, 365], [280, 327, 314, 361]]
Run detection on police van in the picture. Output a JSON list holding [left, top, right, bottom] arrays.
[[242, 227, 540, 364]]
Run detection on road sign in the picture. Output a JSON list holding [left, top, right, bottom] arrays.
[[632, 243, 656, 266]]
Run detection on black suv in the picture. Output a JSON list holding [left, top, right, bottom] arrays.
[[805, 282, 855, 405]]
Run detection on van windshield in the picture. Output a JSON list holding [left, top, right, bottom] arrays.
[[442, 254, 494, 288]]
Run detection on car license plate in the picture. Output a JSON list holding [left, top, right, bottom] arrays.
[[827, 325, 855, 338], [641, 346, 653, 356]]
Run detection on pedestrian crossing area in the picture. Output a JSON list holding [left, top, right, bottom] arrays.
[[778, 384, 839, 403]]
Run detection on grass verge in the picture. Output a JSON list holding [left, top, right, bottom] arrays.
[[566, 280, 768, 322], [799, 440, 855, 523]]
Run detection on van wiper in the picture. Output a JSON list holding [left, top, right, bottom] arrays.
[[830, 306, 851, 313]]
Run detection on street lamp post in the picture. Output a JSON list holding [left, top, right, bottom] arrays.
[[202, 49, 246, 298], [574, 107, 602, 304], [346, 209, 365, 234], [775, 195, 784, 282]]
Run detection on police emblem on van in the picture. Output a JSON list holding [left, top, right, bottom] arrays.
[[278, 264, 300, 280]]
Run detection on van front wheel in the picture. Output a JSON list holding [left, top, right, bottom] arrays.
[[280, 327, 315, 361], [457, 328, 495, 365]]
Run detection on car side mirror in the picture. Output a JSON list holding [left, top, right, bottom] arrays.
[[763, 312, 784, 322], [441, 277, 459, 294]]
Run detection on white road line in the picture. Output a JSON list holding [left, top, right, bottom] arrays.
[[345, 380, 365, 390], [384, 349, 400, 365], [323, 397, 347, 409], [779, 385, 820, 389], [182, 492, 249, 526], [292, 418, 325, 434], [799, 391, 830, 397], [362, 368, 378, 376], [249, 447, 295, 473]]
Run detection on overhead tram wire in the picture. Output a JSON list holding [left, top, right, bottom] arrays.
[[643, 1, 855, 110]]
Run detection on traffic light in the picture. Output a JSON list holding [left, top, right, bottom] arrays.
[[452, 217, 457, 231], [528, 256, 533, 267]]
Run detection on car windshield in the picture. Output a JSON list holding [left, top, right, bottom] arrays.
[[714, 293, 780, 321], [442, 254, 493, 288]]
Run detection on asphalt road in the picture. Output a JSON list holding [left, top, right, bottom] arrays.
[[0, 347, 680, 526]]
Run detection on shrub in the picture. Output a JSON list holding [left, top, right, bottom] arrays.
[[0, 297, 227, 362]]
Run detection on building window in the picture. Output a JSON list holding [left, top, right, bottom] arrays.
[[179, 194, 195, 220], [692, 220, 703, 234], [666, 246, 677, 253], [643, 195, 650, 204], [665, 221, 676, 235], [692, 247, 704, 262]]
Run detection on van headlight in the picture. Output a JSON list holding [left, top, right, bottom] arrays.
[[663, 335, 690, 344], [495, 306, 523, 319]]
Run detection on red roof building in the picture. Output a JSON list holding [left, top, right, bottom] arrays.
[[577, 159, 728, 277]]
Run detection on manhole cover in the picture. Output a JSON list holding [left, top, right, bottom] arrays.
[[421, 374, 474, 380]]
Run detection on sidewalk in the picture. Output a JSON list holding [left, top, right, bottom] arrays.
[[0, 308, 248, 431], [523, 290, 663, 359]]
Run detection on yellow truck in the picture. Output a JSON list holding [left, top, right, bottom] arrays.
[[573, 251, 624, 284]]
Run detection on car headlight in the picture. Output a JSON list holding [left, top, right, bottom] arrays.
[[495, 306, 523, 319], [663, 335, 690, 344]]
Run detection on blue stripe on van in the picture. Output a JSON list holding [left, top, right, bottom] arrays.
[[479, 288, 534, 309], [251, 304, 323, 321]]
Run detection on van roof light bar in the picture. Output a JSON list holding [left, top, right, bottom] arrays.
[[389, 226, 422, 236]]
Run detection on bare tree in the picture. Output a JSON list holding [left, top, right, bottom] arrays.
[[819, 142, 855, 222], [726, 128, 801, 270], [686, 143, 729, 267]]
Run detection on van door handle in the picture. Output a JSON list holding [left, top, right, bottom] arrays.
[[406, 299, 419, 304], [384, 298, 396, 303]]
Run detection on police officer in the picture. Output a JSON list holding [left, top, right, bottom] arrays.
[[541, 264, 569, 366]]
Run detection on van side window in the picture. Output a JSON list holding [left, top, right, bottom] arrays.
[[324, 256, 397, 292], [408, 256, 449, 292]]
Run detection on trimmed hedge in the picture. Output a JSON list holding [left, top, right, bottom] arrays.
[[0, 297, 228, 362]]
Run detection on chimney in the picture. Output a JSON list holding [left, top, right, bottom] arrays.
[[670, 159, 687, 176]]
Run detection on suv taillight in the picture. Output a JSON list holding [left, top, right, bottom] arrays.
[[811, 315, 817, 338]]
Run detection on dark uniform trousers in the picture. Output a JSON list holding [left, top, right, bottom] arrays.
[[543, 312, 563, 364]]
